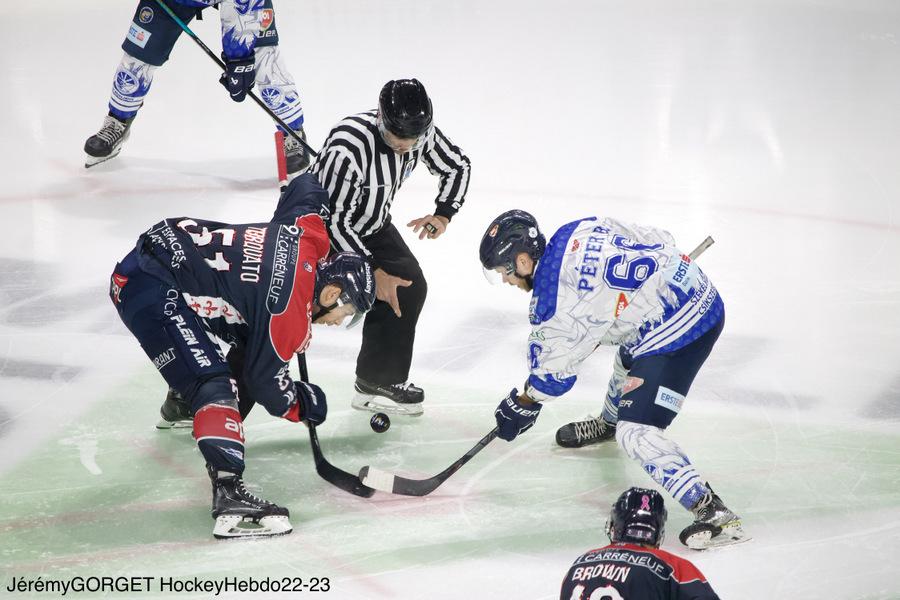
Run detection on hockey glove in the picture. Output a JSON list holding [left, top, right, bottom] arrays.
[[219, 54, 255, 102], [495, 388, 542, 442], [284, 381, 328, 425]]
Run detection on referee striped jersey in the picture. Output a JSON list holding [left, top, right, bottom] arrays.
[[311, 110, 471, 259]]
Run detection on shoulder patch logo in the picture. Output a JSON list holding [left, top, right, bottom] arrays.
[[139, 7, 154, 23]]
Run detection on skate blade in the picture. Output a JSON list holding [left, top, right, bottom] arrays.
[[213, 515, 292, 539], [84, 148, 123, 169], [351, 393, 423, 417], [155, 418, 193, 430], [682, 522, 751, 551]]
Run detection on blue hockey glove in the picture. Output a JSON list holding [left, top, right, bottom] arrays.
[[494, 388, 542, 441], [219, 54, 255, 102], [290, 381, 327, 425]]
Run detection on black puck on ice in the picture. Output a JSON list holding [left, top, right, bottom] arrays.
[[370, 412, 390, 433]]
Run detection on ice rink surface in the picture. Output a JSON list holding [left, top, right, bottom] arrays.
[[2, 0, 899, 598]]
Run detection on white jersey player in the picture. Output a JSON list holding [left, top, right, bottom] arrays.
[[481, 210, 748, 550]]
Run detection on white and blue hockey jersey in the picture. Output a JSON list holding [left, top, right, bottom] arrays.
[[524, 217, 724, 403], [173, 0, 262, 59]]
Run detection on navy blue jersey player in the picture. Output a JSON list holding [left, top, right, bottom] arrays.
[[109, 174, 374, 539], [85, 0, 310, 176], [560, 488, 721, 600]]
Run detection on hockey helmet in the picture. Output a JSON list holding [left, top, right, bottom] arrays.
[[314, 252, 376, 328], [378, 79, 433, 140], [479, 210, 546, 284], [605, 487, 668, 547]]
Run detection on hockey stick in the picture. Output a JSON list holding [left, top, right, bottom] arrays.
[[688, 236, 714, 260], [359, 236, 717, 497], [359, 427, 500, 496], [297, 354, 375, 498], [154, 0, 317, 159]]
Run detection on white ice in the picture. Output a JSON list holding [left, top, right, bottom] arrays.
[[1, 1, 899, 599]]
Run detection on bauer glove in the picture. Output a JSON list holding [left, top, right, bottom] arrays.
[[494, 388, 542, 441], [284, 381, 328, 425], [219, 54, 256, 102]]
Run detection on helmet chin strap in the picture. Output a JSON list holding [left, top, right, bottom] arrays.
[[312, 301, 339, 323]]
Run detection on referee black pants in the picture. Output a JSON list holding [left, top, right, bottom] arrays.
[[356, 223, 427, 386]]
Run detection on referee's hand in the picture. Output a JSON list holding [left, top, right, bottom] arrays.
[[407, 215, 449, 240], [374, 268, 412, 318]]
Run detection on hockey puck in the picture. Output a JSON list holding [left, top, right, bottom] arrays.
[[370, 412, 391, 433]]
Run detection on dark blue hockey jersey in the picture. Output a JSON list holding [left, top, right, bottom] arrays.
[[134, 174, 330, 417], [560, 543, 720, 600]]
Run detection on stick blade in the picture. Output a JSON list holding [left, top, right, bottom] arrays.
[[359, 466, 396, 493], [317, 463, 375, 498]]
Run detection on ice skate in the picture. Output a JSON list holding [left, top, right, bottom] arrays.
[[209, 467, 292, 539], [84, 113, 134, 168], [283, 126, 311, 177], [156, 388, 192, 429], [555, 416, 617, 448], [352, 377, 424, 417], [679, 486, 750, 550]]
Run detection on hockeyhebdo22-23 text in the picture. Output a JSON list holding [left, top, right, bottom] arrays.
[[4, 575, 332, 595]]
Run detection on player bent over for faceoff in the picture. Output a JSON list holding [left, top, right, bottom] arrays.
[[109, 174, 375, 539], [480, 210, 748, 550], [560, 487, 721, 599]]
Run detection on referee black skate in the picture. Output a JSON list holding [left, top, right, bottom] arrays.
[[312, 79, 471, 416]]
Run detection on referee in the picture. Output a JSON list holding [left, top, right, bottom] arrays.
[[312, 79, 470, 416]]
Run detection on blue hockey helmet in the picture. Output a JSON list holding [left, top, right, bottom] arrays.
[[378, 79, 433, 139], [605, 487, 668, 547], [314, 252, 376, 328], [479, 210, 546, 283]]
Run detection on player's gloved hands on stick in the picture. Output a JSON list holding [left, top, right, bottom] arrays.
[[219, 54, 255, 102], [495, 388, 542, 441], [286, 381, 328, 425]]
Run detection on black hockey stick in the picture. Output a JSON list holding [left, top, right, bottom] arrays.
[[154, 0, 317, 158], [297, 354, 375, 498], [359, 427, 499, 496]]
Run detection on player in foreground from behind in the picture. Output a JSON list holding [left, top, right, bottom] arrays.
[[109, 174, 374, 538], [560, 487, 721, 599], [480, 210, 748, 550]]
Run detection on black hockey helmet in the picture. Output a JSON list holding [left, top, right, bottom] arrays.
[[378, 79, 433, 139], [605, 487, 668, 547], [479, 210, 546, 279], [314, 252, 376, 328]]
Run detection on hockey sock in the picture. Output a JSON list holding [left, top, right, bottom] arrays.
[[193, 379, 246, 475], [254, 46, 304, 131], [108, 53, 156, 120], [601, 351, 629, 423], [615, 420, 709, 511]]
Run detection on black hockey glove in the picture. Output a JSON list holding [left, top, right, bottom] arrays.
[[494, 388, 542, 442], [219, 54, 255, 102], [288, 381, 327, 425]]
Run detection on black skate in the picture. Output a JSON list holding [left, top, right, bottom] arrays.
[[352, 377, 424, 417], [156, 388, 192, 429], [679, 485, 750, 550], [283, 126, 310, 177], [209, 467, 292, 539], [555, 416, 617, 448], [84, 113, 134, 168]]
